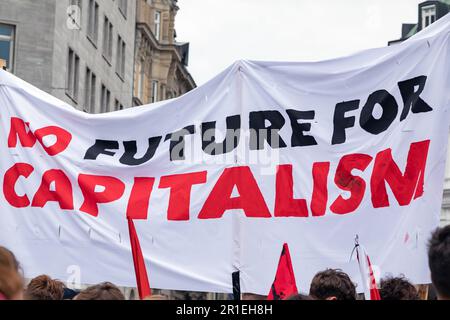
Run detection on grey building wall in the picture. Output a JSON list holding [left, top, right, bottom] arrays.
[[0, 0, 56, 92], [51, 0, 136, 112], [0, 0, 136, 112]]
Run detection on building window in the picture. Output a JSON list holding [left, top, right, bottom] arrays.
[[0, 23, 15, 71], [103, 16, 113, 62], [154, 11, 161, 41], [100, 84, 111, 113], [116, 35, 126, 79], [84, 67, 96, 113], [118, 0, 127, 18], [66, 48, 80, 102], [161, 84, 166, 101], [137, 58, 145, 100], [151, 80, 158, 103], [114, 99, 124, 111], [87, 0, 99, 44], [422, 5, 436, 28]]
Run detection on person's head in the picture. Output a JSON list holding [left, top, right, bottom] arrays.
[[428, 225, 450, 300], [379, 275, 419, 300], [0, 246, 23, 300], [75, 282, 125, 300], [0, 246, 20, 272], [309, 268, 356, 300], [144, 294, 169, 300], [25, 275, 65, 300], [286, 293, 315, 300], [241, 293, 267, 300]]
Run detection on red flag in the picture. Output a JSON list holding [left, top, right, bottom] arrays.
[[366, 255, 381, 300], [267, 243, 298, 300], [128, 218, 151, 299], [355, 243, 381, 300]]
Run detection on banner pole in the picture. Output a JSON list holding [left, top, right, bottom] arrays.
[[232, 271, 240, 300]]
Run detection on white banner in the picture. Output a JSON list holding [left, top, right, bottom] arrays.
[[0, 15, 449, 295]]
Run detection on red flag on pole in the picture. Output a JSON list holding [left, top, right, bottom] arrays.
[[355, 236, 381, 300], [365, 255, 381, 300], [267, 243, 298, 300], [128, 218, 151, 299]]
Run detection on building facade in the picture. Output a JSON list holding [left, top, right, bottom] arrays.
[[389, 0, 450, 226], [389, 0, 450, 45], [0, 0, 202, 300], [0, 0, 136, 113], [133, 0, 195, 106]]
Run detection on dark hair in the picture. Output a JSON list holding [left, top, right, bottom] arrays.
[[241, 293, 267, 300], [25, 275, 65, 300], [428, 225, 450, 299], [379, 275, 419, 300], [286, 293, 315, 300], [75, 282, 125, 300], [309, 268, 356, 300]]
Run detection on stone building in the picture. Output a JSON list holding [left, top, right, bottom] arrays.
[[0, 0, 138, 299], [0, 0, 136, 113], [389, 0, 450, 45], [389, 0, 450, 226], [133, 0, 195, 106]]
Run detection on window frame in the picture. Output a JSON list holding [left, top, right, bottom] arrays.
[[66, 47, 80, 103], [151, 80, 159, 103], [154, 11, 161, 41], [422, 5, 437, 28], [116, 34, 126, 80], [87, 0, 99, 46], [118, 0, 128, 19], [0, 23, 16, 72], [102, 15, 113, 64], [114, 99, 124, 111], [84, 67, 97, 113], [100, 84, 111, 113], [137, 58, 145, 100]]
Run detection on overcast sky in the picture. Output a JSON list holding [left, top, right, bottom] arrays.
[[175, 0, 424, 85]]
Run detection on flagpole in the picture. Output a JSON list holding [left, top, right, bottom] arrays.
[[353, 235, 381, 300], [232, 271, 241, 300]]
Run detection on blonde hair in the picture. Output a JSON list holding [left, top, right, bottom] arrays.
[[143, 294, 169, 300], [0, 246, 23, 299]]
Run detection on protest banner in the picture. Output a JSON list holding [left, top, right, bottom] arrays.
[[0, 14, 449, 294]]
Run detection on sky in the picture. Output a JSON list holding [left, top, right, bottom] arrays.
[[175, 0, 424, 85]]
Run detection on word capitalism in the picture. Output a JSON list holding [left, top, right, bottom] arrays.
[[2, 75, 433, 220]]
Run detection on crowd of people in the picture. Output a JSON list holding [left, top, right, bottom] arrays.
[[0, 225, 449, 301]]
